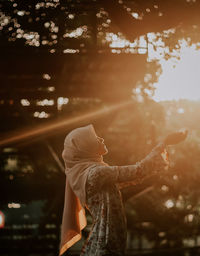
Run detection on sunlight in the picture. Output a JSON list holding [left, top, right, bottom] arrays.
[[104, 31, 200, 102], [153, 42, 200, 101], [0, 100, 133, 147]]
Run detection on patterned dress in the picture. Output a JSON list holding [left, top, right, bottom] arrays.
[[80, 143, 166, 256]]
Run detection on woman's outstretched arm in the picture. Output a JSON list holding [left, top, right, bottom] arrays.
[[87, 142, 167, 190]]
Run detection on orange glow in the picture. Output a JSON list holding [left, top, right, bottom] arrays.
[[0, 211, 5, 228]]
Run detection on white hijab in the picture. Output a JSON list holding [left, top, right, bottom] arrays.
[[59, 124, 108, 255]]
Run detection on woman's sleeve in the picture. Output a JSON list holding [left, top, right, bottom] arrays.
[[117, 142, 166, 183], [87, 142, 166, 190], [120, 174, 157, 203]]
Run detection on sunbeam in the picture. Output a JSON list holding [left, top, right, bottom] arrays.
[[0, 100, 133, 147]]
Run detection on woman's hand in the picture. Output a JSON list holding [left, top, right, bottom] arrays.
[[164, 129, 188, 145]]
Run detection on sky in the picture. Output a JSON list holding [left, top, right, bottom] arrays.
[[153, 43, 200, 102]]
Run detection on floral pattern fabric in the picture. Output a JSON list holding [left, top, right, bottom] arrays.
[[80, 143, 167, 256]]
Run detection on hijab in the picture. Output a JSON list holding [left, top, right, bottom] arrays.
[[59, 124, 108, 255]]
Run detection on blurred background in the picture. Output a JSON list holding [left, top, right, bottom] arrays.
[[0, 0, 200, 255]]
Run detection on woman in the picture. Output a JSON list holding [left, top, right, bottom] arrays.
[[59, 124, 187, 256]]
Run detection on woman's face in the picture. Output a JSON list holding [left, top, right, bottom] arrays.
[[96, 136, 108, 155]]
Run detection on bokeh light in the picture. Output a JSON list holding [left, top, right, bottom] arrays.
[[0, 211, 5, 228]]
